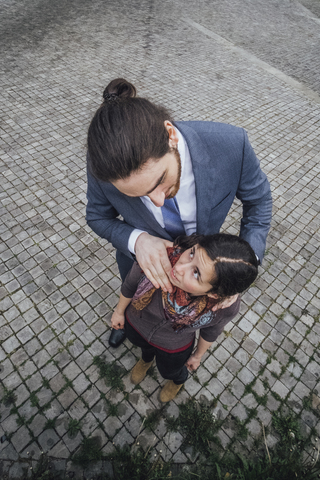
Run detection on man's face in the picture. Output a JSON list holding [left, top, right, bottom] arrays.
[[112, 147, 181, 207]]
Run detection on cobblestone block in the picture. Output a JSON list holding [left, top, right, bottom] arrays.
[[103, 416, 123, 438], [49, 440, 70, 459], [57, 387, 78, 409], [2, 336, 20, 354], [0, 444, 19, 461], [267, 359, 282, 375], [203, 355, 222, 373], [72, 373, 91, 395], [9, 462, 29, 479], [184, 377, 202, 396], [216, 429, 231, 448], [69, 398, 88, 421], [18, 399, 38, 420], [234, 348, 249, 365], [237, 367, 255, 385], [196, 366, 211, 384], [266, 395, 281, 412], [272, 380, 290, 399], [62, 431, 83, 453], [20, 442, 42, 460], [14, 384, 29, 407], [139, 376, 159, 396], [49, 373, 66, 394], [113, 427, 134, 448], [241, 394, 258, 410], [44, 399, 64, 420], [162, 431, 183, 454], [10, 426, 31, 453], [230, 378, 245, 399], [63, 362, 82, 381], [33, 349, 51, 369], [217, 367, 234, 386], [205, 376, 225, 397], [230, 403, 248, 422], [301, 370, 317, 389]]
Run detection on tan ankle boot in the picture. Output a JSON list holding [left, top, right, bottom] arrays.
[[130, 359, 153, 385], [159, 380, 183, 403]]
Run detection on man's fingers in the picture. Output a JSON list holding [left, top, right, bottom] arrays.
[[143, 268, 160, 290], [163, 240, 174, 248], [135, 235, 174, 292], [144, 260, 172, 292]]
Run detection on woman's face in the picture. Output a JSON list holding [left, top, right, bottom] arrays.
[[170, 245, 216, 296]]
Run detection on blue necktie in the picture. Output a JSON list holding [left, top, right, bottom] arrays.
[[161, 197, 185, 239]]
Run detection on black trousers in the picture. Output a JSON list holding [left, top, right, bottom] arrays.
[[125, 319, 194, 385]]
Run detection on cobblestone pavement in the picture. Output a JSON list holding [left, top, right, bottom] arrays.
[[1, 0, 320, 477]]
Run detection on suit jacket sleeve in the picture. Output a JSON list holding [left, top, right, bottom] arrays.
[[236, 130, 272, 261], [86, 166, 134, 259]]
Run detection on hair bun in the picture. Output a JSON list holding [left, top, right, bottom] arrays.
[[103, 78, 137, 102]]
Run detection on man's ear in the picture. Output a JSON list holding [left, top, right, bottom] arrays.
[[164, 121, 179, 148]]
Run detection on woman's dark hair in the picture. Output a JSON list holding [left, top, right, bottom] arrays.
[[87, 78, 174, 182], [174, 233, 258, 299]]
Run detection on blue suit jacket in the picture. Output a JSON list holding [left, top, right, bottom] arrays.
[[86, 121, 272, 262]]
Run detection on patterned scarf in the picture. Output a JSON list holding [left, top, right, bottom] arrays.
[[131, 247, 218, 332]]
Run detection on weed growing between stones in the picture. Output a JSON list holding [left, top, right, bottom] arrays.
[[102, 394, 120, 416], [144, 406, 167, 432], [71, 436, 104, 467], [234, 417, 249, 440], [20, 405, 320, 479], [272, 408, 302, 444], [106, 445, 172, 480], [93, 356, 126, 391], [147, 365, 159, 382], [44, 418, 56, 430], [2, 387, 17, 407], [23, 453, 62, 480], [29, 391, 40, 408], [166, 397, 221, 456], [67, 418, 82, 437]]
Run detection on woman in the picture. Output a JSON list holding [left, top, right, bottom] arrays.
[[110, 233, 258, 403]]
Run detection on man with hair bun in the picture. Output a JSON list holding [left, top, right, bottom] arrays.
[[86, 78, 272, 348]]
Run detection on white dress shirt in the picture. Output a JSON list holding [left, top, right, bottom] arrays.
[[128, 128, 197, 254]]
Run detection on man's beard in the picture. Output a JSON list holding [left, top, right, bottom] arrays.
[[166, 146, 182, 199]]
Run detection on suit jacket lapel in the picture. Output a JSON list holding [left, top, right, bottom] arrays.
[[175, 122, 217, 235]]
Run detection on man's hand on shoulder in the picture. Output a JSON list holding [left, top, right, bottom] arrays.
[[135, 233, 174, 293]]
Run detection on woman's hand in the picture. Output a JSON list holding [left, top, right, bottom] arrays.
[[211, 294, 239, 312], [111, 310, 125, 330], [185, 354, 201, 371]]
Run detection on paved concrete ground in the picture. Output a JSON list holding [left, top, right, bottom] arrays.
[[0, 0, 320, 477]]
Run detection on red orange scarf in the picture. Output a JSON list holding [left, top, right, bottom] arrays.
[[132, 247, 218, 332]]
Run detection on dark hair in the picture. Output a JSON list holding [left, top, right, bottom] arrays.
[[174, 233, 258, 299], [87, 78, 174, 182]]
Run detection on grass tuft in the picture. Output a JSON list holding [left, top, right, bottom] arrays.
[[93, 356, 126, 391]]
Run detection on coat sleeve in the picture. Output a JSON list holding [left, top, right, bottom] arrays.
[[120, 262, 142, 298], [199, 296, 241, 343], [236, 130, 272, 262], [86, 165, 134, 259]]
